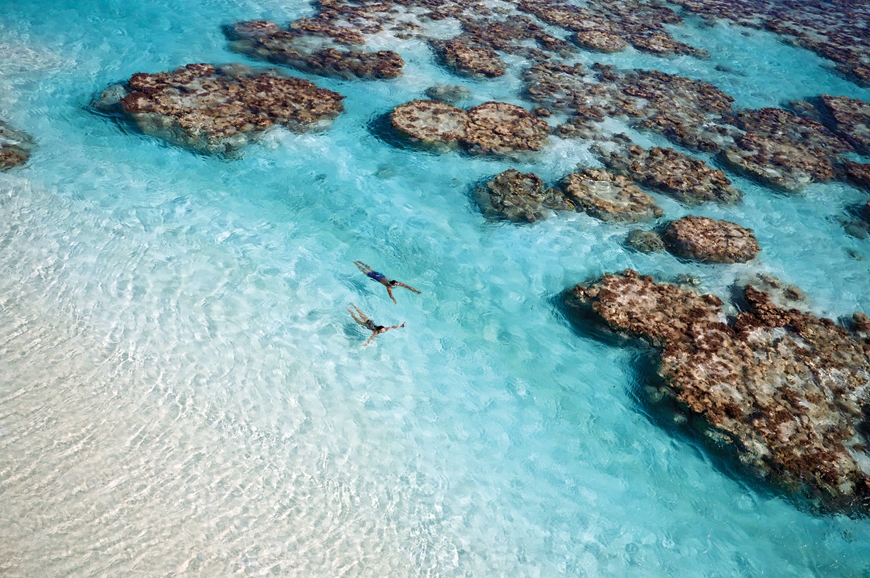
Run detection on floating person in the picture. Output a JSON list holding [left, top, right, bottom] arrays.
[[353, 260, 421, 304], [347, 303, 405, 346]]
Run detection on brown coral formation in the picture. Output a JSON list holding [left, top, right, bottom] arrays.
[[522, 62, 591, 111], [93, 63, 344, 155], [671, 0, 870, 88], [596, 145, 742, 205], [569, 269, 870, 510], [518, 0, 708, 58], [389, 100, 469, 148], [474, 169, 573, 223], [815, 95, 870, 155], [626, 229, 665, 253], [719, 108, 850, 191], [424, 84, 470, 104], [622, 69, 734, 152], [226, 20, 403, 80], [561, 168, 662, 222], [462, 102, 550, 155], [0, 120, 33, 170], [841, 161, 870, 192], [524, 64, 735, 152], [430, 38, 505, 78], [663, 215, 760, 263], [572, 30, 627, 53], [389, 100, 549, 156], [456, 15, 574, 61]]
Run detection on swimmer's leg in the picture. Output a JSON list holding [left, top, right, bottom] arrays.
[[353, 261, 372, 274]]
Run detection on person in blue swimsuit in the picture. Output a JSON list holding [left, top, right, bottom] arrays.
[[347, 303, 405, 346], [353, 260, 421, 304]]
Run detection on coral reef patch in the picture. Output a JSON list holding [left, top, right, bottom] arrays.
[[93, 63, 344, 155], [595, 145, 742, 205], [569, 269, 870, 511], [390, 100, 549, 156], [474, 169, 573, 223], [226, 20, 404, 80], [663, 215, 760, 263], [671, 0, 870, 88], [561, 167, 663, 222], [0, 120, 33, 170]]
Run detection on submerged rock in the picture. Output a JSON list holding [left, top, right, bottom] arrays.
[[625, 229, 665, 253], [226, 20, 404, 80], [735, 272, 806, 308], [430, 38, 505, 78], [719, 107, 851, 191], [93, 63, 345, 155], [626, 32, 709, 58], [815, 95, 870, 155], [569, 269, 870, 511], [389, 99, 469, 148], [561, 167, 663, 222], [524, 64, 735, 151], [389, 100, 548, 156], [671, 0, 870, 89], [518, 0, 705, 58], [522, 61, 591, 111], [663, 215, 760, 263], [424, 84, 471, 104], [475, 169, 573, 223], [596, 145, 742, 205], [572, 30, 627, 53], [0, 120, 33, 170], [842, 161, 870, 192], [462, 102, 550, 155]]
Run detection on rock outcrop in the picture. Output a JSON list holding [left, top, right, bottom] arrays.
[[390, 100, 549, 156], [561, 168, 663, 222], [0, 120, 33, 170], [815, 95, 870, 155], [842, 161, 870, 192], [596, 145, 742, 205], [475, 169, 573, 223], [226, 20, 404, 80], [424, 84, 470, 104], [625, 229, 665, 253], [663, 215, 760, 263], [719, 107, 851, 191], [462, 102, 550, 155], [389, 100, 469, 149], [518, 0, 708, 58], [572, 30, 627, 53], [671, 0, 870, 88], [430, 38, 505, 78], [569, 269, 870, 511], [93, 63, 345, 154]]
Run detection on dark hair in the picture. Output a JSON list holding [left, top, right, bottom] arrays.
[[389, 280, 398, 286]]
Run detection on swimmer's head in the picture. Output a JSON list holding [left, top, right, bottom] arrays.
[[389, 280, 398, 286]]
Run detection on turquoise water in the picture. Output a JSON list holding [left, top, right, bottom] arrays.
[[1, 0, 869, 576]]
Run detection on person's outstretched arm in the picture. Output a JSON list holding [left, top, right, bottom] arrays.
[[363, 332, 379, 346], [394, 281, 420, 294], [386, 285, 397, 304]]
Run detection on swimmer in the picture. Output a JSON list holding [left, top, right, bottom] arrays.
[[347, 303, 405, 346], [353, 260, 421, 304]]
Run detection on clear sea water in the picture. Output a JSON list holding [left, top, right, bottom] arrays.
[[1, 0, 870, 576]]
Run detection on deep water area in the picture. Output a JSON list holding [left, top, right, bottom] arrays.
[[1, 0, 870, 576]]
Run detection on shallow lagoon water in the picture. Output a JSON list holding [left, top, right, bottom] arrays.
[[1, 0, 870, 576]]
